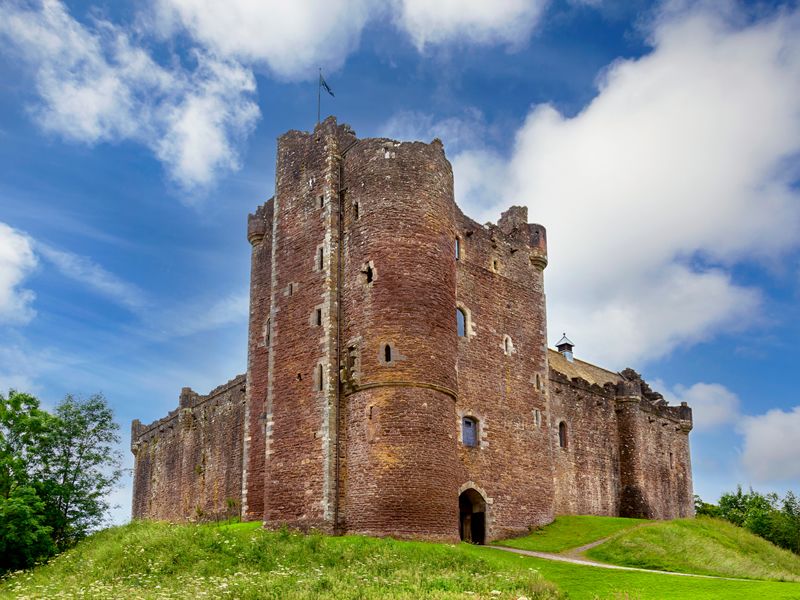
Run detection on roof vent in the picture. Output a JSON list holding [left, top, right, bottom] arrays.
[[556, 333, 574, 363]]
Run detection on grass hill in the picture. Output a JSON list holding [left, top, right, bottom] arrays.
[[3, 516, 800, 599], [0, 521, 560, 600], [585, 516, 800, 582]]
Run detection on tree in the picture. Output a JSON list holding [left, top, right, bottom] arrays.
[[0, 392, 56, 570], [0, 391, 122, 571], [37, 394, 123, 550]]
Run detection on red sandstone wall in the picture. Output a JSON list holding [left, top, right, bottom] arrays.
[[242, 199, 273, 521], [454, 207, 554, 541], [131, 376, 246, 521], [625, 402, 694, 519], [261, 119, 354, 531], [549, 374, 621, 516], [339, 137, 461, 541]]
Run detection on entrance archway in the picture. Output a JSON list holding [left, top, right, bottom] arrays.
[[459, 488, 486, 544]]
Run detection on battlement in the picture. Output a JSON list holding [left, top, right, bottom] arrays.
[[131, 374, 246, 449]]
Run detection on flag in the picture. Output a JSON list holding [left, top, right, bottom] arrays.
[[320, 73, 335, 97]]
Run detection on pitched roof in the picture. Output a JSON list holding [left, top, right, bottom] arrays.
[[548, 348, 622, 387], [555, 333, 574, 347]]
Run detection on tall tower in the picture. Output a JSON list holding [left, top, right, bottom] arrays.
[[338, 137, 461, 541]]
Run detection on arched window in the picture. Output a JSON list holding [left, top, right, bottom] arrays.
[[456, 308, 467, 337], [462, 416, 478, 447], [384, 344, 392, 363], [559, 421, 568, 448], [503, 335, 513, 355]]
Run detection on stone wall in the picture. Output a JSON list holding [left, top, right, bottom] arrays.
[[131, 375, 246, 521], [454, 206, 554, 540]]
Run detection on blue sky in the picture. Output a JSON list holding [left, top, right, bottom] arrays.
[[1, 0, 799, 524]]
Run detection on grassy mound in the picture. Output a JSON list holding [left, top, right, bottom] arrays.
[[587, 516, 800, 582], [0, 521, 561, 600], [498, 515, 645, 553]]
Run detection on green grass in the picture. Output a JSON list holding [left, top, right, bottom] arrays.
[[498, 515, 646, 553], [4, 519, 800, 599], [474, 548, 800, 600], [0, 520, 562, 599], [587, 516, 800, 582]]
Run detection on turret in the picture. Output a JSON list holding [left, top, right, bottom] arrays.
[[340, 135, 461, 541]]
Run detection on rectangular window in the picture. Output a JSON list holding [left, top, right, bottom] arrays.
[[533, 408, 541, 428], [315, 308, 322, 326], [317, 247, 324, 270], [462, 417, 478, 447]]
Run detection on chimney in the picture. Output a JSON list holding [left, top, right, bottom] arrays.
[[556, 333, 575, 363]]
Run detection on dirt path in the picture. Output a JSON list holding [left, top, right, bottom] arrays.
[[487, 545, 755, 582]]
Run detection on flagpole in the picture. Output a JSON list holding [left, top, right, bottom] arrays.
[[317, 68, 321, 126]]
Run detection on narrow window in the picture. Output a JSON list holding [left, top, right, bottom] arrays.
[[455, 237, 461, 260], [504, 336, 512, 355], [317, 364, 324, 391], [265, 318, 271, 347], [315, 308, 322, 326], [365, 264, 374, 283], [288, 283, 294, 296], [533, 409, 541, 428], [353, 201, 359, 220], [456, 308, 466, 337], [317, 247, 324, 270], [669, 452, 674, 468], [319, 195, 324, 208], [492, 259, 499, 271], [535, 373, 541, 390], [384, 344, 392, 363], [559, 421, 568, 448], [462, 416, 478, 447]]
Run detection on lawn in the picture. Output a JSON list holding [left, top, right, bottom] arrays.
[[3, 519, 800, 599], [0, 520, 562, 600], [471, 547, 800, 600], [498, 515, 646, 553], [586, 516, 800, 582]]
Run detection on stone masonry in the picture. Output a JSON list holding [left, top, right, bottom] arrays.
[[131, 117, 694, 543]]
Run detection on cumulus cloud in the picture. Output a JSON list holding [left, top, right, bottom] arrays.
[[0, 0, 259, 191], [154, 0, 549, 77], [153, 0, 376, 79], [660, 380, 741, 431], [740, 406, 800, 483], [0, 223, 38, 325], [393, 0, 548, 50], [37, 244, 148, 313], [419, 4, 800, 366]]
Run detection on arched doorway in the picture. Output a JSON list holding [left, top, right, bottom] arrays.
[[459, 488, 486, 544]]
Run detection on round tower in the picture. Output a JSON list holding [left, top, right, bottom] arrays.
[[339, 137, 460, 541]]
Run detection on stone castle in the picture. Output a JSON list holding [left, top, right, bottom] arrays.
[[131, 117, 694, 544]]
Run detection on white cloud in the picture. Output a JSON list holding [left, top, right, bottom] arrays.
[[0, 0, 259, 191], [380, 108, 493, 154], [0, 222, 38, 325], [394, 0, 548, 50], [148, 290, 249, 338], [660, 380, 741, 431], [37, 244, 148, 313], [430, 4, 800, 367], [740, 406, 800, 483], [153, 0, 377, 79]]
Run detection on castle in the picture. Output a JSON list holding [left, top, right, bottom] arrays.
[[131, 117, 694, 544]]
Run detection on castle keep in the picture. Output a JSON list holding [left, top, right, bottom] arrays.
[[131, 118, 694, 543]]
